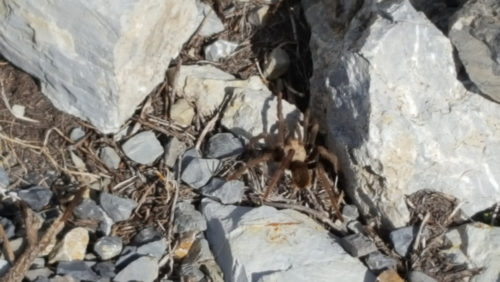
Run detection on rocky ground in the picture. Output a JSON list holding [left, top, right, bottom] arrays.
[[0, 0, 499, 282]]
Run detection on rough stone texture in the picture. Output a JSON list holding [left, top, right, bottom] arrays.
[[136, 238, 167, 259], [122, 131, 164, 165], [202, 199, 374, 282], [164, 137, 187, 168], [197, 2, 224, 37], [408, 271, 438, 282], [0, 167, 8, 189], [169, 65, 267, 117], [304, 0, 500, 228], [17, 186, 53, 211], [201, 178, 245, 204], [25, 267, 53, 281], [170, 99, 195, 127], [181, 158, 220, 189], [94, 236, 123, 260], [132, 227, 162, 245], [114, 256, 159, 282], [204, 39, 239, 61], [444, 223, 500, 282], [99, 192, 137, 222], [93, 261, 116, 279], [0, 259, 9, 276], [205, 133, 244, 159], [0, 217, 15, 239], [221, 88, 302, 141], [99, 146, 121, 170], [74, 198, 113, 235], [69, 127, 85, 142], [56, 261, 99, 281], [174, 201, 207, 234], [449, 0, 500, 102], [390, 226, 418, 257], [340, 233, 378, 257], [263, 47, 290, 79], [49, 227, 89, 263], [365, 251, 398, 272], [0, 1, 203, 133]]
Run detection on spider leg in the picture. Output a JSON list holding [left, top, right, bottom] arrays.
[[317, 145, 339, 174], [263, 149, 295, 200], [316, 163, 344, 222], [227, 152, 273, 181]]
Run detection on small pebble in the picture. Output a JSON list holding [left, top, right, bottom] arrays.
[[99, 147, 121, 170], [93, 261, 116, 278], [204, 39, 238, 61], [180, 148, 202, 172], [137, 238, 167, 259], [49, 227, 89, 263], [247, 5, 270, 26], [0, 167, 9, 189], [114, 256, 159, 282], [69, 127, 85, 142], [205, 133, 244, 159], [185, 238, 215, 263], [201, 178, 245, 204], [17, 186, 53, 211], [0, 259, 9, 276], [342, 205, 360, 222], [74, 198, 113, 235], [132, 227, 162, 245], [94, 236, 123, 260], [390, 226, 418, 257], [56, 261, 99, 281], [170, 99, 195, 127], [365, 251, 398, 272], [174, 202, 207, 234], [408, 271, 438, 282], [263, 47, 290, 80], [341, 233, 378, 257], [122, 131, 164, 165], [25, 268, 53, 281], [0, 217, 15, 239], [347, 220, 365, 234], [99, 192, 137, 222], [181, 158, 220, 189], [164, 137, 187, 168], [197, 2, 224, 37]]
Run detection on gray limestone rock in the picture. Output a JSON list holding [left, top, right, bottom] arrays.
[[164, 137, 187, 168], [197, 2, 225, 37], [69, 127, 85, 142], [94, 236, 123, 260], [132, 227, 162, 245], [340, 233, 378, 257], [114, 246, 140, 270], [179, 263, 205, 282], [92, 261, 116, 279], [263, 47, 290, 80], [205, 133, 244, 159], [99, 147, 121, 170], [449, 0, 500, 102], [303, 0, 500, 228], [0, 1, 203, 133], [0, 217, 15, 239], [365, 251, 398, 272], [74, 198, 114, 235], [114, 256, 159, 282], [122, 131, 164, 165], [99, 192, 137, 222], [201, 178, 245, 204], [342, 205, 359, 222], [204, 39, 238, 61], [390, 226, 418, 257], [408, 271, 438, 282], [137, 238, 167, 259], [26, 268, 53, 282], [56, 261, 99, 281], [174, 201, 207, 234], [0, 167, 9, 190], [0, 259, 9, 276], [181, 158, 220, 189], [17, 186, 53, 211]]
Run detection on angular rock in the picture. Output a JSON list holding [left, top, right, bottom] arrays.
[[205, 133, 244, 159], [0, 167, 10, 190], [25, 267, 54, 281], [173, 231, 197, 260], [114, 246, 140, 270], [347, 221, 365, 234], [365, 251, 398, 272], [0, 1, 203, 133], [49, 227, 89, 263], [170, 98, 195, 127], [390, 226, 418, 257], [248, 5, 270, 26], [99, 192, 137, 222], [184, 238, 224, 281], [164, 137, 187, 168], [181, 158, 220, 189], [132, 227, 162, 245], [69, 127, 85, 142], [263, 47, 290, 80], [0, 217, 15, 239], [204, 39, 238, 61], [56, 261, 99, 281], [340, 233, 378, 257], [122, 131, 164, 165], [114, 256, 159, 282], [74, 198, 114, 235], [180, 148, 202, 172], [179, 263, 205, 282], [99, 147, 121, 170], [137, 238, 167, 259], [342, 205, 359, 222], [93, 261, 116, 279], [304, 0, 500, 228], [444, 223, 500, 282], [94, 236, 123, 260], [174, 201, 207, 234], [202, 198, 374, 281], [449, 0, 500, 102], [221, 88, 301, 141], [168, 65, 266, 117], [0, 259, 9, 276], [201, 178, 245, 205], [408, 271, 438, 282], [17, 186, 53, 211], [197, 2, 225, 37]]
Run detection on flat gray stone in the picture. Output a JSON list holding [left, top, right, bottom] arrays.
[[74, 198, 114, 235], [180, 148, 202, 172], [390, 226, 418, 257], [0, 217, 15, 239], [137, 238, 167, 259], [179, 263, 205, 281], [174, 201, 207, 234], [56, 261, 99, 281], [197, 2, 224, 37], [122, 131, 164, 165], [99, 192, 137, 222], [69, 127, 85, 142], [0, 1, 203, 133], [170, 98, 195, 127], [201, 178, 245, 204], [132, 227, 162, 245], [340, 233, 378, 257], [94, 236, 123, 260], [365, 251, 398, 272], [0, 259, 9, 277], [99, 147, 121, 170], [0, 167, 9, 189], [17, 186, 53, 211], [114, 256, 159, 282], [164, 137, 187, 168], [204, 39, 238, 61], [92, 261, 116, 279], [114, 246, 140, 270], [205, 133, 244, 159], [25, 268, 54, 281], [181, 158, 220, 189], [408, 271, 438, 282], [342, 205, 359, 222]]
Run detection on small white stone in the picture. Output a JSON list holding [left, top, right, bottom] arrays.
[[204, 39, 239, 61], [49, 227, 89, 264], [11, 104, 25, 118]]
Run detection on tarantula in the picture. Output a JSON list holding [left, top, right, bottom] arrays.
[[227, 89, 344, 221]]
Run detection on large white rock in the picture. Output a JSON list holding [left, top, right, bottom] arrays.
[[201, 199, 373, 282], [0, 1, 202, 133], [444, 223, 500, 282], [304, 0, 500, 228]]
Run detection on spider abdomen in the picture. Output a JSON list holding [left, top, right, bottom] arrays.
[[290, 161, 311, 189]]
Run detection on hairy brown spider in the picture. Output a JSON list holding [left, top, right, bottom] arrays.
[[227, 89, 344, 221]]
